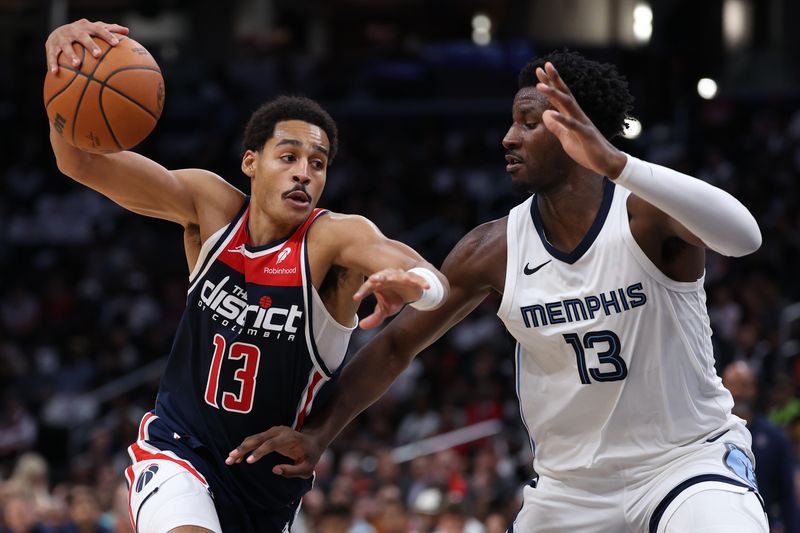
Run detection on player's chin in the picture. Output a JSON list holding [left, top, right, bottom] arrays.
[[509, 176, 534, 197]]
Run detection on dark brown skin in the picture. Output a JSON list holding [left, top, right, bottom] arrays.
[[226, 61, 712, 477]]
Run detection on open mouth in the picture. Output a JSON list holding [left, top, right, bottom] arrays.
[[505, 154, 523, 173], [283, 189, 311, 207]]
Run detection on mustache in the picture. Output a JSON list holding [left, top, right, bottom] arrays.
[[282, 184, 311, 202]]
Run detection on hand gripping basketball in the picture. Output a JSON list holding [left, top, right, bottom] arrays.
[[44, 24, 164, 153]]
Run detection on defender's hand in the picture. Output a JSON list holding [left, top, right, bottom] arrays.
[[46, 18, 129, 74], [535, 62, 627, 179], [226, 426, 321, 478], [353, 268, 428, 329]]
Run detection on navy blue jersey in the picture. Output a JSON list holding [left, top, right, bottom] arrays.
[[128, 201, 342, 531]]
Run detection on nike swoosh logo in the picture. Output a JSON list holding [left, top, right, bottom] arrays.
[[524, 260, 551, 275]]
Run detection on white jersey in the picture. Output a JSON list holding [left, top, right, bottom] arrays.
[[497, 180, 740, 480]]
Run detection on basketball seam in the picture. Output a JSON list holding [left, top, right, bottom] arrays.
[[45, 52, 83, 108], [60, 66, 162, 122], [71, 43, 118, 147], [98, 84, 123, 151], [102, 67, 163, 121]]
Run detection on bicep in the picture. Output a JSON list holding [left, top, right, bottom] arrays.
[[329, 215, 427, 274], [628, 194, 705, 247]]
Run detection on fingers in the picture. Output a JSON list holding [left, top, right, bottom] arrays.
[[57, 39, 82, 69], [273, 461, 314, 479], [535, 63, 588, 121], [226, 426, 288, 465], [353, 269, 429, 302], [101, 22, 130, 36], [225, 434, 264, 465], [76, 33, 102, 59], [541, 109, 571, 138], [46, 43, 62, 74], [358, 307, 387, 330], [45, 20, 126, 74], [543, 62, 573, 96]]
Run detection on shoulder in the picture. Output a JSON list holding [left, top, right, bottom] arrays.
[[174, 169, 245, 245], [450, 217, 507, 260], [175, 168, 246, 229], [625, 191, 668, 226], [443, 217, 507, 291], [313, 212, 377, 230], [308, 211, 383, 243], [174, 168, 245, 212]]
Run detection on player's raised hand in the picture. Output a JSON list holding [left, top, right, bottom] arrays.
[[535, 62, 628, 179], [353, 268, 428, 329], [46, 18, 129, 74], [225, 426, 320, 478]]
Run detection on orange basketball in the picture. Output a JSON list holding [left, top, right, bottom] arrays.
[[43, 36, 164, 154]]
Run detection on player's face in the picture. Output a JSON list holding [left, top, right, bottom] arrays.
[[502, 87, 572, 195], [245, 120, 329, 227]]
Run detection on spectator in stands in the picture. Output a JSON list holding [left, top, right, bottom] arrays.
[[723, 361, 797, 532]]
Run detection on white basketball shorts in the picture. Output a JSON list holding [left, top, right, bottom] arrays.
[[511, 425, 768, 532], [125, 458, 222, 533]]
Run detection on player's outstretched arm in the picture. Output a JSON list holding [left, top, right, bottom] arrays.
[[226, 220, 505, 476], [535, 61, 761, 258], [46, 20, 243, 229], [310, 213, 451, 329]]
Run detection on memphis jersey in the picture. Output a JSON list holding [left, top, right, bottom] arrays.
[[497, 180, 740, 480], [146, 201, 355, 514]]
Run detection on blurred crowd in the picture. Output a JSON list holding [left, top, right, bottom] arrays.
[[2, 7, 800, 532]]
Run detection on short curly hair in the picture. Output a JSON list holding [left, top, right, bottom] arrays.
[[518, 50, 634, 139], [242, 95, 338, 163]]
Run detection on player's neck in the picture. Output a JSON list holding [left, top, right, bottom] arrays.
[[246, 207, 298, 247], [536, 175, 606, 252]]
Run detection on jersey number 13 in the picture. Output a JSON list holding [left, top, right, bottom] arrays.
[[563, 330, 628, 384], [204, 334, 261, 413]]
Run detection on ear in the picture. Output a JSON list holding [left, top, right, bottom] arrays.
[[241, 150, 257, 178]]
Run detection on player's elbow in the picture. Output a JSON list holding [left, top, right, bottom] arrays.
[[54, 152, 79, 178], [720, 223, 762, 257], [383, 330, 418, 371], [733, 216, 762, 257], [733, 231, 762, 257]]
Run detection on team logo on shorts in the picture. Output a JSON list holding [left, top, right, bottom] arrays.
[[723, 443, 758, 490], [135, 463, 160, 493]]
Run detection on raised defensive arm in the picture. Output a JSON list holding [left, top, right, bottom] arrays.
[[535, 61, 761, 257]]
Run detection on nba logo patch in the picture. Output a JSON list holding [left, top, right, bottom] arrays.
[[135, 463, 160, 493]]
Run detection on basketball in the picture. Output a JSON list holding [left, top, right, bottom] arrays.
[[43, 36, 164, 153]]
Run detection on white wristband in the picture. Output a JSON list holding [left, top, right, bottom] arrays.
[[407, 267, 445, 311]]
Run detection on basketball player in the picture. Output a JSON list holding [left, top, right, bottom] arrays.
[[229, 51, 769, 532], [45, 20, 448, 533]]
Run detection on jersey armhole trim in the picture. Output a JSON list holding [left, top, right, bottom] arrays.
[[301, 210, 334, 379], [497, 207, 523, 319], [187, 200, 249, 292]]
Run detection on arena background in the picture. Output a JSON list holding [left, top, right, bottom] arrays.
[[1, 0, 799, 531]]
